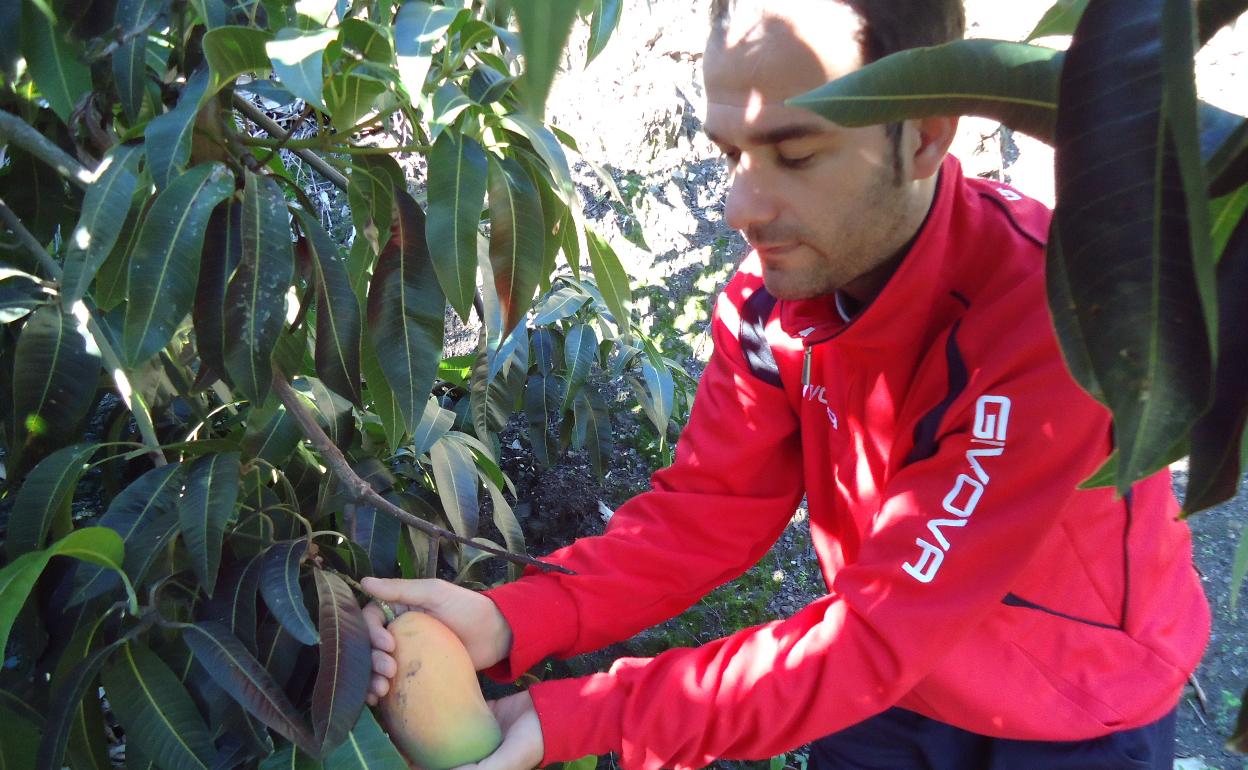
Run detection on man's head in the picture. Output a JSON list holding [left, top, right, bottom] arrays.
[[703, 1, 965, 301]]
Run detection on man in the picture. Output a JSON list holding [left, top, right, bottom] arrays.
[[363, 2, 1210, 768]]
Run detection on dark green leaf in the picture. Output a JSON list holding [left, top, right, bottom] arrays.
[[394, 1, 460, 102], [113, 0, 168, 121], [300, 375, 356, 448], [487, 156, 545, 335], [427, 131, 488, 322], [298, 211, 362, 406], [203, 26, 274, 97], [512, 0, 579, 118], [523, 373, 560, 468], [259, 540, 318, 645], [182, 620, 319, 754], [1025, 0, 1089, 40], [268, 27, 335, 112], [561, 322, 597, 409], [1185, 213, 1248, 512], [430, 436, 479, 538], [12, 304, 101, 468], [585, 227, 631, 332], [310, 569, 371, 756], [145, 69, 211, 191], [225, 171, 294, 407], [0, 268, 43, 324], [361, 337, 404, 452], [366, 189, 445, 435], [530, 286, 588, 326], [5, 443, 98, 561], [242, 401, 303, 466], [338, 19, 392, 63], [61, 144, 143, 305], [180, 452, 242, 596], [531, 326, 559, 376], [21, 5, 92, 123], [586, 0, 621, 64], [1051, 0, 1213, 489], [262, 744, 325, 769], [502, 112, 577, 207], [71, 463, 184, 606], [194, 201, 243, 385], [47, 602, 122, 770], [322, 707, 408, 769], [123, 162, 235, 365], [0, 701, 42, 770], [101, 640, 217, 770], [347, 156, 404, 256], [0, 0, 19, 81], [789, 39, 1063, 144], [326, 73, 387, 133], [467, 65, 514, 105], [204, 554, 265, 653], [572, 389, 610, 479], [410, 397, 455, 455]]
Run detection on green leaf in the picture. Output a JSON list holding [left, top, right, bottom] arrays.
[[61, 144, 143, 306], [347, 156, 404, 256], [11, 305, 100, 476], [46, 601, 118, 770], [789, 39, 1063, 144], [482, 475, 526, 580], [409, 398, 455, 456], [0, 528, 127, 660], [203, 555, 265, 653], [430, 83, 474, 139], [467, 65, 514, 105], [4, 443, 98, 561], [338, 19, 393, 63], [0, 269, 42, 324], [1050, 0, 1214, 489], [512, 0, 579, 119], [394, 1, 460, 102], [501, 112, 577, 207], [263, 744, 326, 769], [1185, 214, 1248, 512], [571, 389, 611, 479], [487, 156, 545, 335], [259, 540, 318, 645], [561, 322, 598, 410], [430, 436, 480, 538], [366, 189, 445, 435], [101, 640, 218, 769], [179, 451, 241, 596], [0, 701, 43, 770], [585, 227, 631, 332], [322, 708, 408, 770], [298, 210, 363, 406], [361, 337, 404, 452], [530, 286, 588, 326], [183, 620, 318, 753], [21, 5, 92, 124], [194, 200, 244, 384], [343, 492, 401, 579], [202, 26, 274, 97], [1025, 0, 1089, 40], [586, 0, 621, 64], [145, 69, 210, 191], [268, 27, 336, 112], [113, 0, 168, 122], [123, 162, 235, 366], [427, 131, 488, 322], [524, 373, 560, 468], [242, 398, 303, 467], [224, 170, 294, 407], [326, 73, 387, 132], [310, 569, 371, 757], [70, 463, 184, 606]]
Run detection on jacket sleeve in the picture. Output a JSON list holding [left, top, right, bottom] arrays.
[[482, 273, 805, 682], [518, 306, 1119, 770]]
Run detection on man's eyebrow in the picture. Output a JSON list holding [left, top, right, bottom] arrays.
[[705, 123, 829, 149]]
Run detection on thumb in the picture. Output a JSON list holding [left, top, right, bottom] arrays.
[[360, 577, 444, 610]]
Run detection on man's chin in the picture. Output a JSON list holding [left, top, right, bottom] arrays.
[[761, 271, 834, 301]]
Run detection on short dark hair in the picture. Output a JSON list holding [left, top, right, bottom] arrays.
[[709, 0, 966, 64]]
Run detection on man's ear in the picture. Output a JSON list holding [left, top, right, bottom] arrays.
[[908, 116, 959, 181]]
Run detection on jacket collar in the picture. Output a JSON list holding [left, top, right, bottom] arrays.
[[778, 154, 963, 349]]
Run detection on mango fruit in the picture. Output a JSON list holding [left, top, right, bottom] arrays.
[[379, 611, 504, 770]]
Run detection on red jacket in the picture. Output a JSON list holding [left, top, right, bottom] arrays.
[[483, 156, 1209, 770]]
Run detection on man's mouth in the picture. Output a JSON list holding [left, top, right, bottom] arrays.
[[755, 243, 799, 261]]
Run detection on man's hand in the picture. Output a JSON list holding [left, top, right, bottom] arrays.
[[361, 577, 513, 706], [451, 691, 544, 770]]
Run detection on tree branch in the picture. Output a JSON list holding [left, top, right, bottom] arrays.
[[270, 370, 574, 576], [0, 110, 94, 189], [231, 96, 351, 192]]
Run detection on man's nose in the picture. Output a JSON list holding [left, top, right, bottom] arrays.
[[724, 160, 779, 234]]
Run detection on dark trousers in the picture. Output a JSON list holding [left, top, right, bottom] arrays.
[[808, 706, 1177, 770]]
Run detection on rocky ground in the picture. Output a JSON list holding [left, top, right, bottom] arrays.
[[498, 3, 1248, 769]]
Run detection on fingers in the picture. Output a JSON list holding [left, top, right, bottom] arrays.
[[369, 673, 390, 701], [363, 602, 396, 652]]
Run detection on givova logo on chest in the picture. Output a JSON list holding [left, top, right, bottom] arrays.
[[902, 395, 1011, 584]]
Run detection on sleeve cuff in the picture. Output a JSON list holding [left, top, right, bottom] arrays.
[[529, 673, 625, 765], [481, 576, 580, 682]]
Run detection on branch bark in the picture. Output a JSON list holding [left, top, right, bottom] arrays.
[[231, 96, 351, 192], [271, 369, 574, 576], [0, 110, 94, 189]]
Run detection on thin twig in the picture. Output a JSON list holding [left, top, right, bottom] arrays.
[[271, 369, 574, 576], [0, 198, 166, 467], [0, 110, 94, 188], [232, 96, 351, 192]]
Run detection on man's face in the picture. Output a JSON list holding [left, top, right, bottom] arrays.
[[703, 3, 921, 301]]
